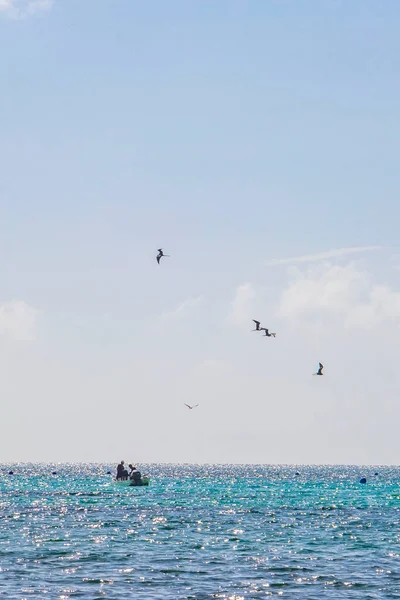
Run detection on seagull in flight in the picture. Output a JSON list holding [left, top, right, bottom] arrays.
[[314, 362, 324, 376], [260, 327, 276, 338], [184, 403, 199, 410], [156, 248, 170, 264], [252, 320, 261, 331]]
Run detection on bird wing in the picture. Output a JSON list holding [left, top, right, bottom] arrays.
[[156, 255, 161, 264], [193, 404, 199, 408], [253, 320, 260, 326], [184, 403, 191, 408], [319, 363, 323, 369]]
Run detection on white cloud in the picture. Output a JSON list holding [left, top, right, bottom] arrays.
[[0, 0, 13, 10], [159, 296, 204, 321], [26, 0, 52, 13], [0, 0, 52, 18], [228, 283, 256, 329], [266, 246, 381, 267], [277, 262, 400, 330], [0, 300, 39, 341]]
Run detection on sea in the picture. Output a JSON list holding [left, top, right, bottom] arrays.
[[0, 464, 399, 599]]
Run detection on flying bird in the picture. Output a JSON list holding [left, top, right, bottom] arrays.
[[260, 328, 276, 338], [252, 320, 261, 331], [314, 362, 324, 376], [184, 403, 199, 410], [156, 248, 170, 264]]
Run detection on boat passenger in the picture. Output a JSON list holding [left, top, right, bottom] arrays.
[[129, 464, 142, 485], [116, 460, 128, 480]]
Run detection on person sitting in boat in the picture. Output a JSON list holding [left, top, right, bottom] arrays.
[[116, 460, 129, 480], [128, 464, 142, 485]]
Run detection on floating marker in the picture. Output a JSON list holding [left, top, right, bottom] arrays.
[[8, 471, 13, 475], [360, 477, 367, 484]]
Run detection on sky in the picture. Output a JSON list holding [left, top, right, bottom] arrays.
[[1, 0, 400, 464]]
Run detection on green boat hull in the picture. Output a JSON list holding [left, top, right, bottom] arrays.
[[114, 476, 150, 487]]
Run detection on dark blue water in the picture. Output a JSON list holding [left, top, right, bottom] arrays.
[[0, 464, 399, 599]]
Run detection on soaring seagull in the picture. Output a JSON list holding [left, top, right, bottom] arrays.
[[260, 327, 276, 338], [314, 362, 324, 376], [156, 248, 170, 264], [252, 320, 261, 331], [184, 403, 199, 410]]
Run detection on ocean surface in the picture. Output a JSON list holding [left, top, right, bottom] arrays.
[[0, 464, 399, 599]]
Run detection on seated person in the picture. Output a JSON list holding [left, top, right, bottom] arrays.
[[128, 464, 142, 484]]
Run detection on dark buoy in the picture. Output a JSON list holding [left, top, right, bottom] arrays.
[[106, 471, 111, 475], [52, 471, 57, 475], [360, 477, 367, 484], [8, 471, 13, 475], [295, 472, 300, 476], [374, 472, 378, 476]]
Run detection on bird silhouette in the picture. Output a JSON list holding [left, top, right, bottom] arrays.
[[314, 362, 324, 376], [260, 327, 276, 338], [184, 403, 199, 410], [252, 320, 261, 331], [156, 248, 170, 264]]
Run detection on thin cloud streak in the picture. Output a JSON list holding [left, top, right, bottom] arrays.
[[266, 246, 381, 266], [159, 296, 204, 321], [0, 0, 52, 18]]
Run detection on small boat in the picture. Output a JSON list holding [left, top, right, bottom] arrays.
[[114, 476, 150, 487]]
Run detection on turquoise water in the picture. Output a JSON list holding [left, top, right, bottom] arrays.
[[0, 464, 399, 599]]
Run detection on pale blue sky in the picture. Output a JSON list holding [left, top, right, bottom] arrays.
[[1, 1, 400, 463]]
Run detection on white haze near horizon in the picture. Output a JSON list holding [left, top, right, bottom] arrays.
[[1, 1, 400, 464]]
